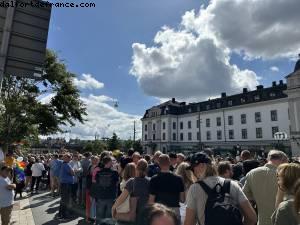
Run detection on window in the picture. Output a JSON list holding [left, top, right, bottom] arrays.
[[188, 121, 192, 129], [162, 122, 166, 130], [153, 134, 156, 140], [242, 129, 248, 139], [270, 92, 276, 97], [255, 112, 261, 123], [153, 123, 156, 131], [180, 133, 184, 141], [241, 98, 246, 103], [188, 108, 192, 113], [197, 119, 200, 128], [241, 114, 247, 124], [272, 126, 279, 138], [229, 130, 234, 139], [145, 124, 148, 131], [216, 117, 221, 126], [228, 116, 234, 125], [188, 132, 192, 141], [162, 133, 166, 140], [206, 131, 211, 140], [217, 130, 222, 140], [206, 118, 210, 127], [254, 95, 260, 101], [173, 122, 176, 130], [206, 105, 210, 110], [180, 122, 183, 130], [197, 132, 200, 140], [228, 100, 233, 106], [172, 133, 176, 141], [145, 134, 147, 141], [256, 128, 263, 139], [216, 102, 221, 108], [271, 110, 278, 121]]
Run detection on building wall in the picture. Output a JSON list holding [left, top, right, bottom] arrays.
[[142, 98, 290, 153]]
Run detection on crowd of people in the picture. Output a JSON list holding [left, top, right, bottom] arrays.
[[0, 148, 300, 225]]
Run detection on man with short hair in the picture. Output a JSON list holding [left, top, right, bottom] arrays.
[[177, 153, 185, 166], [243, 150, 288, 225], [50, 154, 62, 196], [169, 152, 178, 172], [80, 152, 91, 206], [0, 166, 16, 225], [69, 154, 82, 205], [147, 151, 162, 177], [149, 154, 185, 219], [58, 154, 74, 220], [94, 156, 119, 224], [217, 161, 233, 179]]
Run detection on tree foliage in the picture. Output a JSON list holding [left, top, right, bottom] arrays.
[[84, 140, 107, 154], [107, 133, 121, 151], [0, 50, 87, 151]]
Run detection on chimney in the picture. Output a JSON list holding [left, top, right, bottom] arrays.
[[256, 85, 264, 90], [279, 80, 283, 85], [272, 81, 276, 87], [243, 88, 248, 93], [172, 98, 175, 103], [221, 92, 226, 98]]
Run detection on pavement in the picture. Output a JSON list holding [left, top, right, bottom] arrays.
[[0, 193, 35, 225]]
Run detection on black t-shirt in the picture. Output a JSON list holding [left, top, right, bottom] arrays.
[[149, 172, 184, 207], [95, 168, 119, 199]]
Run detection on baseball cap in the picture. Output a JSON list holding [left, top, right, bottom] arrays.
[[186, 152, 212, 170]]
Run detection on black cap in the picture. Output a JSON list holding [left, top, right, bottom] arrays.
[[186, 152, 212, 170]]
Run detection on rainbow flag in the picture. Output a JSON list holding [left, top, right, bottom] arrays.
[[15, 161, 26, 182]]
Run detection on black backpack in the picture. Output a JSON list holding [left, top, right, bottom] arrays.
[[198, 179, 243, 225]]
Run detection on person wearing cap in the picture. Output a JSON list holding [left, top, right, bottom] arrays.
[[184, 152, 257, 225]]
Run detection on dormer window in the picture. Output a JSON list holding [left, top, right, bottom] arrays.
[[254, 95, 260, 101], [270, 92, 276, 97], [228, 100, 233, 106]]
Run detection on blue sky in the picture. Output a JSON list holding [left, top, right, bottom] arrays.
[[46, 0, 300, 139]]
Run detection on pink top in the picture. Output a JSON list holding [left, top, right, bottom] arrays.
[[92, 167, 100, 183]]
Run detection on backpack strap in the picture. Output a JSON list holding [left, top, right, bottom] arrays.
[[222, 179, 231, 195], [197, 181, 213, 196]]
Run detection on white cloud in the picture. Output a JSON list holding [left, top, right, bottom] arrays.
[[73, 74, 104, 90], [182, 0, 300, 59], [130, 22, 260, 101], [270, 66, 279, 72]]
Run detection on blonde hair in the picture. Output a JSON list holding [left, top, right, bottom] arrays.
[[136, 159, 148, 177], [277, 163, 300, 193], [205, 162, 217, 177], [123, 163, 136, 181], [176, 162, 196, 190]]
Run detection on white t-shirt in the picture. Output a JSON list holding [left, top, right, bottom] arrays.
[[31, 163, 45, 177], [186, 176, 248, 225], [0, 176, 14, 207], [0, 148, 4, 162]]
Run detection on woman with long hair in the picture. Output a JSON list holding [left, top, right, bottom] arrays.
[[176, 162, 196, 224], [120, 163, 136, 191], [272, 163, 300, 225]]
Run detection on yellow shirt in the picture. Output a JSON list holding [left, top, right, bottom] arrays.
[[4, 156, 15, 167]]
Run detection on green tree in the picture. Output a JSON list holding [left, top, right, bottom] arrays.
[[0, 50, 87, 152], [123, 139, 133, 151], [107, 133, 121, 151], [133, 140, 143, 154], [84, 140, 107, 154]]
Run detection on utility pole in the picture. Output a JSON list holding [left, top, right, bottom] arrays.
[[133, 121, 136, 142]]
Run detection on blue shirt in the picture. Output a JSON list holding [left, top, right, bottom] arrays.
[[50, 159, 63, 177], [59, 162, 74, 184]]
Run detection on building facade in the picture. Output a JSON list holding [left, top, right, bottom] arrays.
[[141, 80, 293, 155]]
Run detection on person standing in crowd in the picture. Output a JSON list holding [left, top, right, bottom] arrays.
[[31, 157, 45, 194], [138, 203, 180, 225], [243, 150, 288, 225], [175, 162, 197, 225], [184, 152, 257, 225], [86, 156, 99, 223], [58, 154, 74, 220], [120, 162, 136, 191], [271, 163, 300, 225], [217, 161, 234, 179], [81, 152, 91, 207], [147, 151, 162, 178], [113, 159, 150, 224], [169, 153, 178, 172], [294, 180, 300, 223], [50, 154, 62, 197], [132, 152, 142, 165], [0, 166, 16, 225], [69, 154, 82, 205], [4, 152, 15, 168], [177, 153, 185, 166], [94, 156, 119, 224], [149, 154, 185, 220], [24, 157, 34, 191]]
